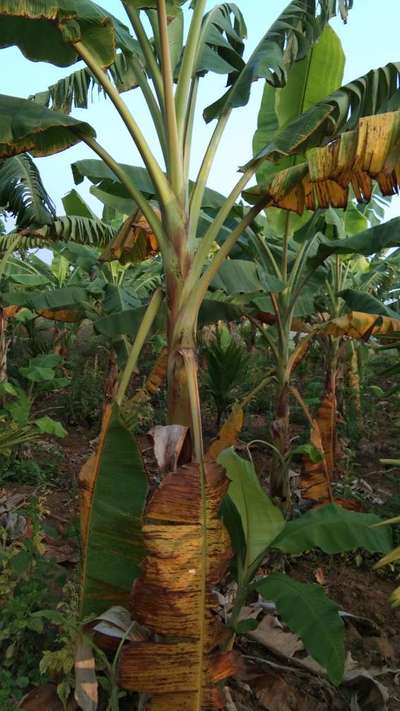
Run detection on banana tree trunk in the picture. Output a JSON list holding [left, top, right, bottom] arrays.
[[0, 308, 9, 385], [167, 318, 196, 429], [346, 341, 362, 428], [164, 231, 197, 437], [270, 309, 291, 502], [270, 377, 290, 500]]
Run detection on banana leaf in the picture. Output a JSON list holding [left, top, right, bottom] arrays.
[[248, 62, 400, 166], [244, 111, 400, 213], [0, 0, 135, 68], [204, 0, 353, 122], [80, 403, 148, 617], [0, 94, 95, 158], [118, 461, 239, 708]]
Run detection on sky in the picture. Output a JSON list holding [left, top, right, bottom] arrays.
[[3, 0, 400, 221]]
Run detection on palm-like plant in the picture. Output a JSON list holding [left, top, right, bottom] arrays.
[[1, 0, 399, 444], [2, 1, 400, 705]]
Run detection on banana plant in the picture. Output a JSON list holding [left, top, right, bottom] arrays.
[[1, 0, 400, 443], [297, 204, 400, 505], [218, 448, 392, 686], [212, 198, 400, 502], [3, 2, 400, 706]]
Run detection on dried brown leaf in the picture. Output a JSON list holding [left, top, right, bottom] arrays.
[[119, 462, 236, 708], [207, 406, 244, 460], [248, 615, 304, 658]]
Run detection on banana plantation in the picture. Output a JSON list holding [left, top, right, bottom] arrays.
[[2, 0, 400, 709]]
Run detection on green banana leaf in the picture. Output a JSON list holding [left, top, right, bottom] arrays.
[[204, 0, 353, 122], [196, 4, 246, 77], [72, 158, 229, 211], [257, 573, 345, 685], [254, 25, 345, 187], [3, 286, 87, 311], [310, 217, 400, 266], [272, 504, 392, 555], [253, 25, 344, 236], [0, 0, 135, 68], [0, 94, 95, 158], [247, 62, 400, 168], [7, 216, 115, 249], [80, 404, 148, 617], [0, 153, 55, 227], [30, 50, 144, 114], [62, 189, 97, 219], [218, 449, 284, 576], [211, 259, 284, 295], [339, 289, 400, 319]]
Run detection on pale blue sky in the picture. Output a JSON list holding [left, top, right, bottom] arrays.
[[3, 0, 400, 219]]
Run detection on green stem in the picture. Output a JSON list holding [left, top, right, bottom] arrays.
[[121, 2, 164, 106], [250, 316, 281, 364], [225, 578, 250, 650], [157, 0, 184, 197], [289, 254, 319, 312], [282, 212, 291, 282], [191, 198, 270, 314], [180, 347, 204, 463], [81, 136, 167, 251], [271, 292, 287, 363], [183, 78, 199, 190], [287, 241, 309, 292], [253, 232, 282, 281], [190, 169, 256, 283], [175, 0, 207, 142], [73, 41, 172, 207], [136, 69, 168, 162], [239, 370, 275, 409], [115, 289, 163, 406], [0, 235, 19, 280], [189, 111, 231, 245]]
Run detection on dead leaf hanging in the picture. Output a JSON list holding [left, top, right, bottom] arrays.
[[244, 111, 400, 213], [207, 405, 244, 460], [118, 461, 240, 709], [122, 347, 168, 431], [101, 208, 159, 264], [300, 385, 336, 505]]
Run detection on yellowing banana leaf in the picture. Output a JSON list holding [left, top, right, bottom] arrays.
[[3, 305, 81, 322], [347, 342, 362, 420], [301, 388, 336, 505], [300, 378, 361, 511], [207, 405, 244, 460], [287, 335, 312, 375], [74, 636, 98, 711], [319, 311, 400, 339], [101, 209, 159, 265], [39, 308, 81, 323], [119, 462, 239, 709], [3, 305, 19, 318], [290, 312, 400, 349], [244, 111, 400, 213], [144, 347, 168, 396], [122, 347, 168, 431], [375, 545, 400, 607], [79, 403, 148, 617]]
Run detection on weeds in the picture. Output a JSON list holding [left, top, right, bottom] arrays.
[[0, 498, 66, 707]]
